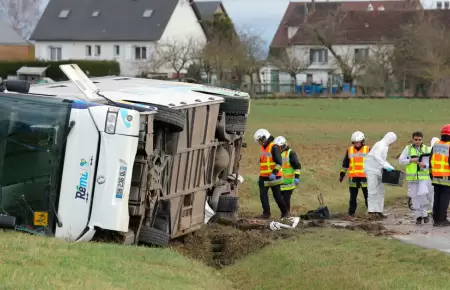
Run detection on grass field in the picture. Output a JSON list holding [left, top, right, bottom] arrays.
[[3, 99, 450, 289], [224, 228, 450, 290]]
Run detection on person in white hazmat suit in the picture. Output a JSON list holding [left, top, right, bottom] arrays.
[[397, 132, 431, 224], [364, 132, 397, 219]]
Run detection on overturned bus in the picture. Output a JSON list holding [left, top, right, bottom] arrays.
[[0, 64, 250, 246]]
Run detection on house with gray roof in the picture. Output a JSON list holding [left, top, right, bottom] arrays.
[[30, 0, 207, 76]]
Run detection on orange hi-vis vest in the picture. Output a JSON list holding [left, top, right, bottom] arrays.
[[348, 145, 369, 178], [431, 141, 450, 186], [260, 142, 283, 177]]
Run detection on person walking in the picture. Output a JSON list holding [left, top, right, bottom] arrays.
[[253, 129, 288, 219], [429, 125, 450, 227], [340, 131, 370, 217], [364, 132, 397, 220], [274, 136, 301, 216], [397, 132, 431, 224]]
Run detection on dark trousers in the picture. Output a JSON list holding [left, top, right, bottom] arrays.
[[432, 185, 450, 223], [348, 184, 368, 215], [281, 190, 293, 214], [259, 179, 288, 217]]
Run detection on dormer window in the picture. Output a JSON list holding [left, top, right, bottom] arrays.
[[59, 9, 70, 18], [92, 11, 100, 17], [143, 9, 153, 17]]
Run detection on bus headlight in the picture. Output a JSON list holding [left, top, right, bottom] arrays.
[[105, 108, 119, 134]]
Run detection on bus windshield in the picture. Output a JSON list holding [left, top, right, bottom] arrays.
[[0, 94, 71, 235]]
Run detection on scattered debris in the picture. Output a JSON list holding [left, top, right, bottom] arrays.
[[269, 217, 300, 231]]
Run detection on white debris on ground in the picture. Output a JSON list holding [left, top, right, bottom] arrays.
[[204, 201, 215, 224], [269, 217, 300, 231]]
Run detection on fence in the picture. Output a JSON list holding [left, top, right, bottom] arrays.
[[202, 82, 414, 98]]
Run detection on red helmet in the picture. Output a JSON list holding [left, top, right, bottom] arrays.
[[441, 124, 450, 136]]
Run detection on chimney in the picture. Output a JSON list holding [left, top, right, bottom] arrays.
[[312, 0, 316, 13]]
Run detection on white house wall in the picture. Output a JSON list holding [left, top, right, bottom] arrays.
[[160, 0, 206, 44], [158, 0, 207, 76], [34, 41, 157, 76], [261, 43, 394, 91]]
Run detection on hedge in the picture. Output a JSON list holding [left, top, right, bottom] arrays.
[[0, 60, 120, 80]]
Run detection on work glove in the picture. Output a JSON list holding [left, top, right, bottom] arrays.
[[339, 172, 345, 182], [269, 173, 276, 181], [384, 167, 393, 172], [294, 178, 300, 185]]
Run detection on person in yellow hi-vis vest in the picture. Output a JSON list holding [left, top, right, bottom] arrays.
[[274, 136, 301, 216], [429, 124, 450, 227], [398, 131, 431, 224], [424, 137, 440, 213], [340, 131, 371, 217], [253, 129, 288, 219]]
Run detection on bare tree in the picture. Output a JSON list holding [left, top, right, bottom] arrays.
[[133, 45, 167, 78], [201, 38, 240, 85], [237, 28, 267, 92], [305, 9, 358, 83], [270, 45, 309, 85], [358, 45, 395, 94], [394, 12, 450, 96], [158, 37, 200, 80], [0, 0, 43, 39]]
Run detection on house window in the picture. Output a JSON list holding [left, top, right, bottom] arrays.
[[437, 1, 442, 8], [49, 46, 62, 60], [354, 48, 369, 63], [309, 49, 328, 64], [306, 74, 313, 83], [114, 45, 120, 56], [445, 1, 449, 8], [86, 45, 92, 56], [95, 45, 101, 56], [134, 46, 147, 59]]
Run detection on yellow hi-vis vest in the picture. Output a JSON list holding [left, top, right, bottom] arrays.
[[281, 149, 295, 191], [405, 144, 430, 181], [260, 142, 283, 187], [431, 141, 450, 186], [348, 145, 369, 178]]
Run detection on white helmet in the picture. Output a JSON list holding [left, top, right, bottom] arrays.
[[254, 128, 271, 143], [274, 136, 287, 147], [351, 131, 365, 142]]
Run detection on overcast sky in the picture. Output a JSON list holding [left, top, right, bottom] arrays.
[[211, 0, 290, 46]]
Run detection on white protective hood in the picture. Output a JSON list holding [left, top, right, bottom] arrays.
[[382, 132, 397, 145], [431, 137, 440, 148]]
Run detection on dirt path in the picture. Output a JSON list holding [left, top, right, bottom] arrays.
[[330, 199, 450, 253]]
